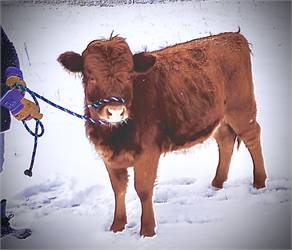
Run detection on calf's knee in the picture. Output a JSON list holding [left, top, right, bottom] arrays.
[[135, 186, 152, 202]]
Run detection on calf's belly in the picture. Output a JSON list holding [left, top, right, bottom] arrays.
[[165, 118, 222, 152]]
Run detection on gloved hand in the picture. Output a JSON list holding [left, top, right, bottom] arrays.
[[0, 87, 43, 121], [15, 98, 43, 120], [5, 67, 26, 89]]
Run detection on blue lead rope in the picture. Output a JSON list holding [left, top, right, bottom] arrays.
[[19, 87, 45, 177], [15, 84, 125, 177], [16, 84, 108, 126]]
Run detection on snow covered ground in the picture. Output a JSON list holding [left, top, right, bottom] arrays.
[[1, 0, 291, 249]]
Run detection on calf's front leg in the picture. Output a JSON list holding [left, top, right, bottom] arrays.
[[106, 166, 128, 233], [134, 149, 160, 237]]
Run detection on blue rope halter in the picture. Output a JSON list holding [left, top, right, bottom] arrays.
[[15, 84, 126, 177], [87, 96, 126, 109]]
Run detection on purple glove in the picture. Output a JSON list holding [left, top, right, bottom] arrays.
[[5, 66, 23, 81], [0, 87, 24, 116]]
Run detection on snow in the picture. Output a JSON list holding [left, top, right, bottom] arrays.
[[1, 1, 291, 249], [2, 176, 291, 249]]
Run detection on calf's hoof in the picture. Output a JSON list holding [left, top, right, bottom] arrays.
[[211, 179, 225, 189], [253, 181, 266, 189], [110, 220, 127, 233], [253, 176, 267, 189], [140, 226, 156, 237]]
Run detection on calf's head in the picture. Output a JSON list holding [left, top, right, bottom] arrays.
[[58, 36, 156, 124]]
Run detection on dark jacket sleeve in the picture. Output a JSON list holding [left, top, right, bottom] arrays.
[[1, 27, 21, 132], [1, 27, 21, 90]]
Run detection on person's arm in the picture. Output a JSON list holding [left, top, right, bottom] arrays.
[[1, 27, 42, 120], [1, 27, 26, 88], [1, 27, 20, 70], [1, 27, 22, 98]]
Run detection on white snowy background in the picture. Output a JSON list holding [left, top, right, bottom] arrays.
[[1, 0, 291, 249]]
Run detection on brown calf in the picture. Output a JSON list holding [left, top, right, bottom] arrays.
[[58, 31, 267, 237]]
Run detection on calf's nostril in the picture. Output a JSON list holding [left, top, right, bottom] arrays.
[[107, 108, 112, 117]]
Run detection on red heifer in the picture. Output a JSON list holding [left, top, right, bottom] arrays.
[[58, 31, 267, 237]]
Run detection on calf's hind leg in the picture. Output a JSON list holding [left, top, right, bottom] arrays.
[[212, 122, 237, 189], [227, 114, 267, 189]]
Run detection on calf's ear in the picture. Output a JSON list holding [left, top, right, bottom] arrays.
[[58, 51, 83, 73], [133, 52, 156, 73]]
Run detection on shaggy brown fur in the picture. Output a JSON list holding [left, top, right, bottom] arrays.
[[58, 31, 267, 237]]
